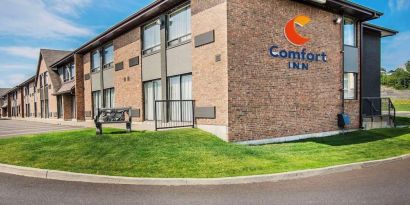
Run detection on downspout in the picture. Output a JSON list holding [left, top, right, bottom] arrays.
[[359, 22, 364, 128], [341, 15, 345, 114]]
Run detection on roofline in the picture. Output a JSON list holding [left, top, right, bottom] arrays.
[[51, 0, 173, 67], [330, 0, 383, 18], [363, 23, 399, 37]]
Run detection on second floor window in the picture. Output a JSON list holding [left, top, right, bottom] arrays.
[[168, 5, 191, 46], [143, 21, 161, 55], [91, 51, 101, 72], [102, 44, 114, 69], [44, 72, 48, 86], [63, 63, 75, 82], [344, 17, 356, 47], [39, 75, 43, 88]]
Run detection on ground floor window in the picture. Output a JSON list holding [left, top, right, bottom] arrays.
[[144, 80, 162, 121], [344, 73, 357, 100], [92, 91, 102, 117], [45, 100, 49, 118], [103, 88, 115, 108], [71, 96, 76, 119], [168, 74, 192, 121]]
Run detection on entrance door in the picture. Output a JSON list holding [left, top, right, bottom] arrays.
[[71, 95, 76, 119], [57, 95, 63, 119]]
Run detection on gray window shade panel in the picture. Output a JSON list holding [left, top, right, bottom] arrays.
[[344, 46, 359, 73]]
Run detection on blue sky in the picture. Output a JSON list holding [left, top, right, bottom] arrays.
[[0, 0, 408, 88]]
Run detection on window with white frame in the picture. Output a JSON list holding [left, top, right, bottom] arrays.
[[344, 17, 356, 47], [344, 73, 357, 100], [63, 63, 75, 82], [143, 21, 161, 55], [91, 51, 101, 73], [103, 88, 115, 108], [168, 5, 191, 47], [102, 44, 114, 69]]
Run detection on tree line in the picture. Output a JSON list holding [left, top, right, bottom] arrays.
[[381, 61, 410, 90]]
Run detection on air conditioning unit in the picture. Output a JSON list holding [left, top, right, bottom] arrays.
[[309, 0, 326, 4]]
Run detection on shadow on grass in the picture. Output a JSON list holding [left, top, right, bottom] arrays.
[[291, 128, 410, 146]]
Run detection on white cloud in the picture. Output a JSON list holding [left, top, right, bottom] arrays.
[[0, 63, 35, 71], [388, 0, 410, 11], [0, 47, 40, 59], [0, 74, 30, 88], [382, 31, 410, 70], [44, 0, 92, 17], [0, 0, 93, 39]]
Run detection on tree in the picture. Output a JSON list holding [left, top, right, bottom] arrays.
[[381, 61, 410, 90]]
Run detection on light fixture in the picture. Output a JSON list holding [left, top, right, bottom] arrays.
[[334, 17, 343, 24], [309, 0, 326, 4], [155, 19, 162, 25]]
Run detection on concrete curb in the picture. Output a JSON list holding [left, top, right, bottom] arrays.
[[0, 154, 409, 186]]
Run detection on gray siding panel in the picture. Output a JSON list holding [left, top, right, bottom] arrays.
[[103, 68, 115, 89], [167, 43, 192, 76], [142, 52, 161, 81], [91, 73, 101, 91], [344, 46, 359, 73]]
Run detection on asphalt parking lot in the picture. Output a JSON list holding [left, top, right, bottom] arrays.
[[0, 119, 81, 138]]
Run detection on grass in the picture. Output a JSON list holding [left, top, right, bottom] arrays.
[[0, 128, 409, 178], [393, 99, 410, 111], [396, 117, 410, 126]]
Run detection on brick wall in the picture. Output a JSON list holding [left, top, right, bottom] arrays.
[[83, 53, 93, 120], [113, 27, 143, 121], [191, 1, 229, 130], [75, 54, 86, 121], [226, 0, 347, 141]]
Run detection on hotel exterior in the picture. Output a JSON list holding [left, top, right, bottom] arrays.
[[0, 0, 398, 142]]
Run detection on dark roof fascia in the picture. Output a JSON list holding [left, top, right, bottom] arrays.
[[68, 0, 184, 56], [363, 23, 399, 37], [296, 0, 383, 21]]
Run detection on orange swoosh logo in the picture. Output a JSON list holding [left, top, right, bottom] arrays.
[[284, 15, 311, 46]]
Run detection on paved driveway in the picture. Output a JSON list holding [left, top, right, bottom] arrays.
[[0, 119, 81, 138], [0, 157, 409, 204]]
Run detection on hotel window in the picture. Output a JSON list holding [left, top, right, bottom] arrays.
[[144, 80, 162, 121], [103, 88, 115, 108], [102, 44, 114, 69], [168, 5, 191, 47], [143, 21, 161, 55], [70, 63, 75, 80], [344, 17, 356, 47], [39, 75, 43, 88], [44, 72, 48, 86], [168, 74, 192, 121], [344, 73, 357, 100], [92, 91, 102, 117], [91, 51, 101, 73]]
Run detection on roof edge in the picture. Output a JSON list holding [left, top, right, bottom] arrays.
[[363, 23, 399, 37]]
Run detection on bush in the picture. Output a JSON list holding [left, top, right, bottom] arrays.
[[382, 61, 410, 90]]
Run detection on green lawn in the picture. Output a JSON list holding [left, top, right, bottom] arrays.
[[393, 99, 410, 111], [396, 117, 410, 126], [0, 128, 409, 178]]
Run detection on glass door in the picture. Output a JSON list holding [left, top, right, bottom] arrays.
[[144, 80, 161, 121]]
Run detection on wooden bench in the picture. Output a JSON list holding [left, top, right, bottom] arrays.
[[94, 108, 132, 135]]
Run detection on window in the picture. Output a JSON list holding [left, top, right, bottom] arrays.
[[143, 21, 161, 55], [168, 74, 192, 121], [39, 75, 43, 88], [102, 44, 114, 69], [168, 5, 191, 46], [344, 73, 357, 100], [144, 80, 162, 121], [70, 63, 75, 80], [103, 88, 115, 108], [91, 51, 101, 72], [92, 91, 102, 117], [44, 72, 48, 86], [63, 63, 75, 82], [344, 17, 356, 47]]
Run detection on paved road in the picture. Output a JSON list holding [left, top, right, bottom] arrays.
[[0, 119, 81, 138], [397, 111, 410, 117], [0, 158, 409, 205]]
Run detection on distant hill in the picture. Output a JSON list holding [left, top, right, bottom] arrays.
[[381, 86, 410, 99]]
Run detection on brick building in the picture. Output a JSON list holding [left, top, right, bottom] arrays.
[[1, 0, 398, 143]]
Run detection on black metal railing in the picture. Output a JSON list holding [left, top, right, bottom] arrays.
[[362, 97, 396, 127], [154, 100, 195, 130]]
